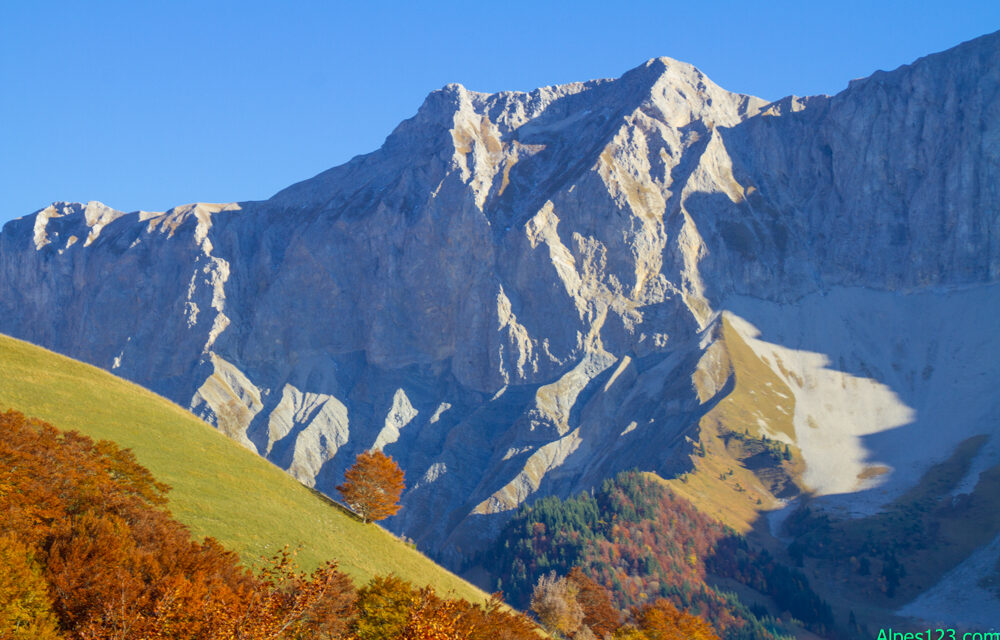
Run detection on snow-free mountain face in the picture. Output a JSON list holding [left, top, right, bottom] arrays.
[[3, 32, 999, 624]]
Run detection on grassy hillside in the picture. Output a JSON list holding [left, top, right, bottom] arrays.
[[0, 332, 487, 602]]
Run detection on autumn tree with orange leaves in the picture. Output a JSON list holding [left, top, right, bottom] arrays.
[[567, 567, 621, 638], [628, 598, 720, 640], [0, 409, 545, 640], [337, 450, 405, 523]]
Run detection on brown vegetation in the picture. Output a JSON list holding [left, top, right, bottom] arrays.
[[0, 409, 538, 640], [528, 568, 718, 640], [337, 450, 406, 523]]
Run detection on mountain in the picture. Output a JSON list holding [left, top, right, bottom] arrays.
[[0, 331, 488, 602], [2, 31, 999, 626]]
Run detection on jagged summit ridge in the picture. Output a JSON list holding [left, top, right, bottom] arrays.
[[29, 201, 125, 250], [270, 55, 767, 212]]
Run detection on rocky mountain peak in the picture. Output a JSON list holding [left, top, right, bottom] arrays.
[[28, 200, 126, 250], [271, 54, 768, 226]]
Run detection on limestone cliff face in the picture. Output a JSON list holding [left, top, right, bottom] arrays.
[[713, 34, 1000, 296], [2, 33, 999, 576]]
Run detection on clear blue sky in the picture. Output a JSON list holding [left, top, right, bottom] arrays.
[[2, 1, 998, 223]]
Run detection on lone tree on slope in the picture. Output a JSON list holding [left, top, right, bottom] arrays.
[[337, 450, 405, 523]]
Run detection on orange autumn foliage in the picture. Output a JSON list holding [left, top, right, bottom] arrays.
[[398, 589, 540, 640], [0, 410, 353, 640], [350, 574, 539, 640], [337, 450, 406, 523], [0, 409, 542, 640], [0, 532, 63, 639], [399, 595, 462, 640], [452, 593, 540, 640], [567, 566, 621, 638], [631, 598, 720, 640]]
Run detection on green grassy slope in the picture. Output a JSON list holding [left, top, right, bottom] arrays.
[[0, 333, 486, 602]]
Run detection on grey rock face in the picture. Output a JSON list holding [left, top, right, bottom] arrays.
[[2, 33, 999, 576]]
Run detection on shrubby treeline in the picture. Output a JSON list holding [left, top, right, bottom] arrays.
[[483, 471, 834, 640], [0, 410, 537, 640]]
